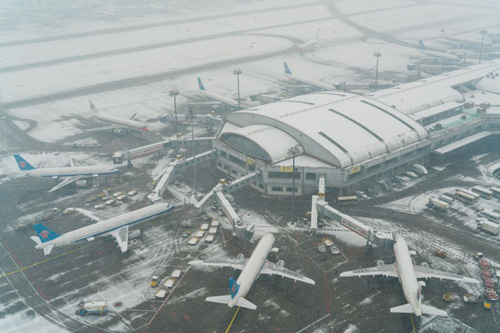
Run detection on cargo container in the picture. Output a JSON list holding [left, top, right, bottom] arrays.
[[164, 277, 177, 289], [77, 301, 108, 316], [155, 288, 167, 299], [479, 220, 500, 235], [171, 269, 182, 278], [200, 223, 209, 231]]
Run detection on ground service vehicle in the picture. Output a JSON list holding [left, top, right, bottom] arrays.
[[77, 301, 108, 316]]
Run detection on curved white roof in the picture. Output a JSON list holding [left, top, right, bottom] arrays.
[[219, 124, 302, 163], [220, 92, 428, 168]]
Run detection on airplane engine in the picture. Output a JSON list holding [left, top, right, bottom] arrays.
[[277, 260, 285, 267], [421, 262, 429, 268], [377, 260, 385, 266], [237, 254, 245, 261], [128, 230, 141, 240]]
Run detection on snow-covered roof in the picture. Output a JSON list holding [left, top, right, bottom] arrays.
[[368, 60, 500, 114], [219, 124, 302, 163], [221, 92, 428, 168], [409, 102, 464, 122], [475, 70, 500, 94], [433, 131, 495, 155]]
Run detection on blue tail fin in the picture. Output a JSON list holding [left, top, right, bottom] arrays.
[[14, 154, 35, 171], [33, 224, 61, 243], [229, 277, 240, 299], [197, 77, 206, 90], [284, 62, 292, 75], [419, 40, 426, 50]]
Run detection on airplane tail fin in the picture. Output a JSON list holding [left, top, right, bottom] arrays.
[[229, 277, 240, 299], [197, 77, 206, 90], [89, 100, 98, 113], [419, 40, 426, 50], [284, 62, 292, 75], [205, 295, 257, 310], [14, 154, 35, 171], [421, 304, 448, 316], [33, 223, 61, 243]]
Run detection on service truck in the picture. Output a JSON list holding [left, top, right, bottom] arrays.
[[77, 301, 108, 316], [479, 220, 500, 235], [426, 197, 449, 212]]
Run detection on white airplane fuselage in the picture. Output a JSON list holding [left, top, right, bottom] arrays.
[[93, 113, 149, 131], [393, 236, 422, 316], [199, 90, 239, 109], [420, 49, 460, 61], [35, 203, 173, 251], [228, 233, 275, 308], [285, 73, 335, 91], [21, 165, 119, 178], [297, 39, 317, 52]]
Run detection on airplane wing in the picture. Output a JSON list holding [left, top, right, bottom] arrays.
[[110, 226, 129, 253], [48, 175, 84, 192], [75, 208, 102, 222], [259, 261, 315, 285], [189, 257, 246, 271], [414, 265, 479, 284], [340, 264, 399, 278]]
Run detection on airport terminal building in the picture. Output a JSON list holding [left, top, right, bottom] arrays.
[[213, 60, 500, 196]]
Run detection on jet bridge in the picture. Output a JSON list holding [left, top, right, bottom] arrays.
[[195, 172, 260, 240], [112, 137, 213, 164], [311, 177, 394, 248], [148, 150, 217, 203]]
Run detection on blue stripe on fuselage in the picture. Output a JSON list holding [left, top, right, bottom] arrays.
[[71, 205, 174, 244]]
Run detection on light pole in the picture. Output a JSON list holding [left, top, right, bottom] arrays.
[[479, 29, 487, 64], [169, 90, 179, 131], [188, 106, 197, 197], [287, 145, 301, 223], [374, 52, 381, 91], [233, 69, 242, 108]]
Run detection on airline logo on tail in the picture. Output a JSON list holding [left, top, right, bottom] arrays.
[[418, 40, 426, 50], [197, 77, 206, 91], [14, 154, 35, 171], [229, 277, 240, 299], [33, 223, 61, 243], [284, 62, 292, 75]]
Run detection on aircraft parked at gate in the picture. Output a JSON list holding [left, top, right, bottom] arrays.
[[14, 154, 119, 193], [284, 62, 336, 91], [340, 235, 478, 316], [89, 100, 149, 132], [30, 202, 173, 255], [189, 233, 315, 310], [197, 77, 240, 109], [441, 28, 492, 48]]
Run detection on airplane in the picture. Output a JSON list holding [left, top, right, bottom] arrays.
[[197, 77, 240, 109], [441, 28, 492, 48], [296, 30, 320, 52], [14, 154, 119, 193], [418, 40, 461, 61], [30, 202, 173, 255], [189, 233, 315, 310], [340, 235, 478, 317], [284, 62, 336, 91], [89, 100, 149, 132]]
